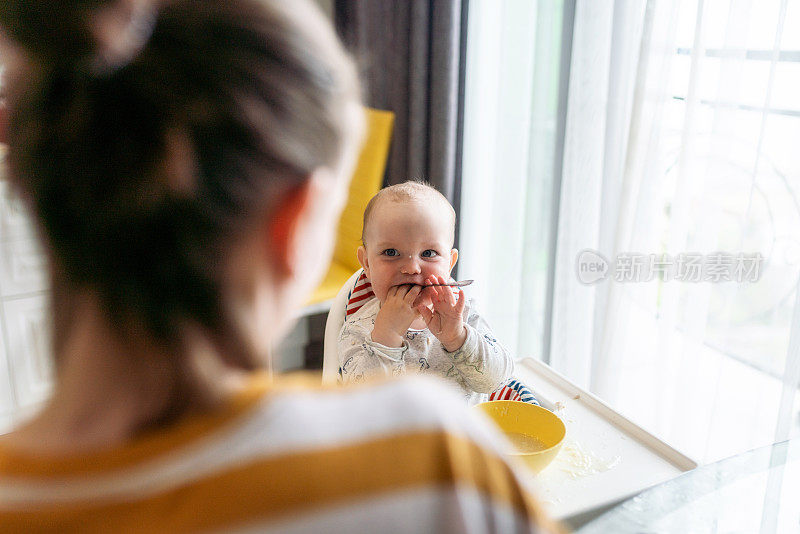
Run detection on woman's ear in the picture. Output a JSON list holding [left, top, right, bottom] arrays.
[[357, 245, 370, 278], [449, 248, 459, 272], [265, 167, 343, 279], [266, 181, 314, 280]]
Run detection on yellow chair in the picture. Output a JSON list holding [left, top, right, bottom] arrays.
[[306, 108, 394, 307]]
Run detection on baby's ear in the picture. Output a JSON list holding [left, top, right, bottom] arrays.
[[449, 248, 459, 271], [357, 245, 370, 276]]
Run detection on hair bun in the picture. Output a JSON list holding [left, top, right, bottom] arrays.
[[0, 0, 156, 74]]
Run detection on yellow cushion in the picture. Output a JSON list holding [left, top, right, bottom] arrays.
[[306, 108, 394, 306], [307, 260, 359, 305]]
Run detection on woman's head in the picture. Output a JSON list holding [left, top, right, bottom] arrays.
[[0, 0, 363, 366]]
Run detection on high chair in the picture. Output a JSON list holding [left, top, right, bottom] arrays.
[[321, 270, 540, 406], [322, 270, 364, 383]]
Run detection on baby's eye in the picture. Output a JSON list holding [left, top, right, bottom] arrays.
[[421, 249, 439, 258], [382, 248, 400, 257]]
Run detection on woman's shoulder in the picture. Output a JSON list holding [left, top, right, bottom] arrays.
[[265, 374, 528, 476], [249, 374, 554, 531], [0, 372, 553, 533], [255, 372, 507, 454], [0, 373, 472, 486], [264, 372, 478, 434]]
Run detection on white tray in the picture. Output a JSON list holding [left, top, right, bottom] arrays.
[[514, 358, 697, 522]]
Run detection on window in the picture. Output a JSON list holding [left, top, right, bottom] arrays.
[[460, 0, 800, 463]]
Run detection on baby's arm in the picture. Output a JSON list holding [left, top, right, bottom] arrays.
[[337, 320, 408, 384], [444, 303, 514, 393]]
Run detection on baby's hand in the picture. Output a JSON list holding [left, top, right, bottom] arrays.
[[371, 284, 425, 348], [417, 275, 467, 352]]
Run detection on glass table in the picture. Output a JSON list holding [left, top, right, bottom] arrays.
[[576, 437, 800, 533]]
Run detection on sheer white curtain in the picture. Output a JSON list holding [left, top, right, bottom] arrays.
[[460, 0, 562, 361], [462, 0, 800, 464], [0, 151, 52, 433]]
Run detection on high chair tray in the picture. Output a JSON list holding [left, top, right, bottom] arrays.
[[514, 358, 698, 522]]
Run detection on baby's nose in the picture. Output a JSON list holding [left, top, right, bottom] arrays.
[[400, 255, 421, 274]]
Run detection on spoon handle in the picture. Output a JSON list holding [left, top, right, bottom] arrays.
[[426, 279, 474, 287]]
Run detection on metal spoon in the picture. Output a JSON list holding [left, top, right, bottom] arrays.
[[426, 279, 474, 287], [399, 280, 474, 288]]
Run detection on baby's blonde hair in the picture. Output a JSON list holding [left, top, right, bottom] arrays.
[[361, 180, 456, 245]]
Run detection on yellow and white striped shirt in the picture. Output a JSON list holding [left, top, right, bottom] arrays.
[[0, 373, 557, 533]]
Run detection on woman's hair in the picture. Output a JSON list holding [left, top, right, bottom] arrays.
[[0, 0, 361, 367]]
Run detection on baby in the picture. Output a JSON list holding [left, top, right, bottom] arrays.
[[337, 181, 513, 404]]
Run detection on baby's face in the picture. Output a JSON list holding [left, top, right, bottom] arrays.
[[358, 199, 457, 303]]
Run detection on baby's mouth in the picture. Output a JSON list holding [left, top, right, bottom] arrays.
[[394, 279, 427, 288]]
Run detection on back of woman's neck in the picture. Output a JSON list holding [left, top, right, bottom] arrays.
[[3, 296, 244, 456]]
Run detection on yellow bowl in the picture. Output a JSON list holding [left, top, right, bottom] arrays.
[[474, 400, 566, 473]]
